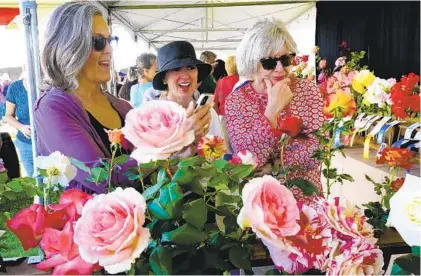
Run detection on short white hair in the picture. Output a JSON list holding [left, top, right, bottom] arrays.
[[236, 18, 297, 78]]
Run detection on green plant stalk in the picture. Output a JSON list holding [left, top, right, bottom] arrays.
[[326, 115, 339, 198], [383, 167, 397, 206], [280, 137, 289, 187], [166, 159, 173, 178], [44, 175, 52, 210], [108, 144, 118, 192]]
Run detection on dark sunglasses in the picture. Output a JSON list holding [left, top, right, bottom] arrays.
[[92, 35, 119, 51], [260, 53, 296, 70]]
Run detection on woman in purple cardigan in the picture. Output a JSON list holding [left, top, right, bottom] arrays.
[[35, 2, 132, 194]]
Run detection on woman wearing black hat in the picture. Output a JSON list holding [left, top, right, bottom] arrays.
[[153, 41, 223, 141]]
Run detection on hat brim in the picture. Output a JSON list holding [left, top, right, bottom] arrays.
[[152, 58, 212, 91]]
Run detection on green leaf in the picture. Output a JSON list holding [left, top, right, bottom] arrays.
[[290, 178, 320, 196], [339, 173, 354, 182], [212, 159, 229, 171], [157, 168, 169, 184], [2, 191, 17, 200], [148, 182, 183, 220], [149, 246, 172, 275], [412, 246, 420, 257], [229, 246, 252, 270], [204, 250, 230, 270], [365, 174, 378, 185], [142, 181, 165, 200], [161, 223, 208, 245], [265, 269, 282, 275], [208, 174, 230, 190], [391, 263, 410, 275], [215, 191, 241, 207], [125, 168, 143, 181], [194, 167, 217, 178], [182, 198, 207, 229], [113, 154, 129, 166], [322, 168, 337, 179], [90, 167, 108, 183], [7, 180, 23, 192], [186, 177, 204, 195], [172, 167, 197, 184], [231, 165, 254, 179], [223, 216, 238, 234], [394, 254, 421, 275], [178, 156, 205, 167], [70, 158, 90, 172]]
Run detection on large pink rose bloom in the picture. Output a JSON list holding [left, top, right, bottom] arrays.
[[74, 188, 150, 274], [122, 100, 195, 163], [237, 175, 300, 247]]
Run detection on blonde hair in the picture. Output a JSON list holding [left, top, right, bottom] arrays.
[[225, 56, 238, 75], [236, 18, 297, 78]]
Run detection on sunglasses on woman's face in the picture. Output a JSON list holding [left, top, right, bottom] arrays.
[[92, 35, 119, 52], [260, 53, 296, 70]]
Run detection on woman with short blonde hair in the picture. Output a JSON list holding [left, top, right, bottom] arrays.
[[225, 18, 326, 202]]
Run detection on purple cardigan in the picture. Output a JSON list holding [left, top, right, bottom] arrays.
[[34, 87, 134, 194]]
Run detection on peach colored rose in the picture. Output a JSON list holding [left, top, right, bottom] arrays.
[[391, 177, 405, 191], [376, 147, 413, 170], [74, 188, 150, 274], [319, 59, 327, 70], [107, 129, 123, 144], [122, 100, 195, 164], [237, 175, 300, 248]]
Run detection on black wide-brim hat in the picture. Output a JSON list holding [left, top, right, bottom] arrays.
[[152, 41, 212, 91]]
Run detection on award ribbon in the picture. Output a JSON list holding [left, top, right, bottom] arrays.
[[363, 117, 391, 159], [350, 114, 376, 147], [377, 120, 402, 144]]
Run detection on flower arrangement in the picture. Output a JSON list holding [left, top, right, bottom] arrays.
[[1, 99, 386, 275], [291, 54, 315, 81]]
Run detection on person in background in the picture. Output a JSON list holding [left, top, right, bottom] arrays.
[[118, 66, 137, 101], [198, 50, 217, 94], [4, 73, 34, 177], [130, 53, 157, 108], [34, 2, 133, 194], [153, 41, 223, 141], [212, 59, 228, 81], [225, 18, 325, 202], [213, 56, 239, 115], [0, 73, 12, 119]]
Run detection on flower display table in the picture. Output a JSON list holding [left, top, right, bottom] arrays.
[[323, 147, 420, 206]]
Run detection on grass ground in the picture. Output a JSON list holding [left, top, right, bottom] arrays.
[[0, 194, 39, 258]]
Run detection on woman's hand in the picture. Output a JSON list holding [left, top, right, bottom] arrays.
[[19, 125, 32, 138], [185, 102, 212, 141], [264, 77, 293, 128]]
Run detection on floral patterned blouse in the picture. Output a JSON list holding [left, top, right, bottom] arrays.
[[224, 79, 326, 202]]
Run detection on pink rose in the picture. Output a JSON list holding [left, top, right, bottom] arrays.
[[122, 100, 195, 164], [302, 55, 309, 62], [36, 222, 101, 275], [269, 203, 332, 274], [319, 59, 327, 70], [237, 175, 300, 247], [318, 72, 327, 83], [74, 187, 150, 274], [316, 197, 377, 244], [327, 240, 384, 275], [335, 57, 346, 68], [230, 150, 259, 168]]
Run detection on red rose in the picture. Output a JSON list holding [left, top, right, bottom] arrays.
[[391, 178, 405, 191], [340, 41, 348, 49], [36, 222, 101, 275], [278, 116, 305, 138], [301, 55, 309, 62], [6, 204, 71, 250], [376, 147, 413, 170], [121, 134, 135, 151], [58, 189, 93, 219]]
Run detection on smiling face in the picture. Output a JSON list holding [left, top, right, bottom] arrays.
[[256, 45, 291, 86], [78, 15, 112, 85], [165, 65, 198, 100]]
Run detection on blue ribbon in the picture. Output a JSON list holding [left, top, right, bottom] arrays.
[[333, 127, 343, 148], [377, 122, 398, 144]]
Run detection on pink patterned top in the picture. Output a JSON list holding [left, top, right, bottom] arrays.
[[225, 79, 326, 201]]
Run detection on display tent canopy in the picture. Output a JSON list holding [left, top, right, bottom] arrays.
[[101, 0, 316, 53]]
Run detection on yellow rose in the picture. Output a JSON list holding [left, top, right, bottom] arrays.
[[352, 70, 376, 94]]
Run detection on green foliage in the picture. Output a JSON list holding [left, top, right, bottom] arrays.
[[362, 201, 389, 236], [392, 254, 421, 275]]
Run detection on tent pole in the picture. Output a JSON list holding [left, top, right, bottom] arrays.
[[19, 0, 41, 187]]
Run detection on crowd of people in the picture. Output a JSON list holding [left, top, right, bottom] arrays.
[[0, 1, 325, 202]]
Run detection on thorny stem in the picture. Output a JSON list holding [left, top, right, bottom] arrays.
[[108, 144, 118, 192]]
